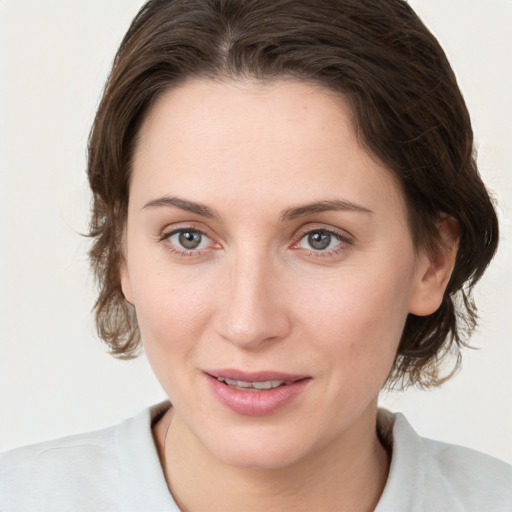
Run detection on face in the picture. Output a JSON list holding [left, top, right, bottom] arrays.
[[121, 79, 439, 469]]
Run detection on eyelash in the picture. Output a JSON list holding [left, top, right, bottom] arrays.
[[292, 227, 353, 258], [158, 226, 353, 258], [159, 227, 213, 257]]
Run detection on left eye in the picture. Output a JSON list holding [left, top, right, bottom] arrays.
[[298, 230, 342, 251], [166, 229, 211, 251]]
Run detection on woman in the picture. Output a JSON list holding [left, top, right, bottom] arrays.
[[1, 0, 511, 510]]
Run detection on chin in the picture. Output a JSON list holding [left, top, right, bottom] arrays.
[[214, 444, 305, 470], [202, 424, 317, 470]]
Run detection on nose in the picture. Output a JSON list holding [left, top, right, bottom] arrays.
[[214, 249, 292, 349]]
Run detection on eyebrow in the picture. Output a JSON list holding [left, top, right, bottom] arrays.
[[142, 195, 373, 221], [143, 196, 220, 219], [280, 199, 373, 221]]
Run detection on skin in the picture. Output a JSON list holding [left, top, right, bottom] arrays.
[[120, 79, 457, 511]]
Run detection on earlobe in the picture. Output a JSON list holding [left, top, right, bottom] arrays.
[[409, 217, 460, 316], [119, 258, 134, 305]]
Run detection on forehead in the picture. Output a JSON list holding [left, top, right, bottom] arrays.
[[131, 78, 407, 223]]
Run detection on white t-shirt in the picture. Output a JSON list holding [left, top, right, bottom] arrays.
[[1, 402, 511, 511]]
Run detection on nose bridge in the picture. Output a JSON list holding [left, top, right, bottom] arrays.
[[216, 241, 289, 348]]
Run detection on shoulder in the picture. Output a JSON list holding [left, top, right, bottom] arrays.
[[421, 436, 512, 505], [376, 409, 512, 512], [0, 402, 176, 512], [0, 422, 121, 511]]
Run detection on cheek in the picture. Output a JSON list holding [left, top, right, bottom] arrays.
[[129, 267, 213, 356], [131, 270, 216, 402], [297, 266, 412, 373]]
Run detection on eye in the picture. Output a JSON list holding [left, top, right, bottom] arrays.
[[163, 228, 212, 252], [297, 229, 346, 252]]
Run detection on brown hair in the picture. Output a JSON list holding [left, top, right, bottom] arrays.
[[87, 0, 498, 388]]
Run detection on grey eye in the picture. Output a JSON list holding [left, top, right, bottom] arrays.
[[298, 230, 343, 252], [307, 231, 332, 250], [178, 231, 203, 249], [167, 229, 210, 251]]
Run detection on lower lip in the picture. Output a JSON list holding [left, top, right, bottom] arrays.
[[205, 374, 310, 416]]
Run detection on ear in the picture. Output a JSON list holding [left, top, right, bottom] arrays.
[[119, 257, 134, 305], [409, 217, 460, 316]]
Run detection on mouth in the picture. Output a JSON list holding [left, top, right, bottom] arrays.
[[205, 369, 309, 391], [216, 376, 293, 392], [204, 369, 311, 415]]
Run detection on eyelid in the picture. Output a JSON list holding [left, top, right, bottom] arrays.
[[290, 224, 354, 256], [159, 225, 209, 242], [158, 219, 215, 240], [292, 223, 353, 244], [158, 223, 221, 255]]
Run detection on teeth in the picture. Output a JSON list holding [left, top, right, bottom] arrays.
[[217, 377, 286, 390], [224, 378, 250, 388], [253, 380, 284, 389]]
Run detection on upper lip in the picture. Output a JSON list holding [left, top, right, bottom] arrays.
[[204, 368, 310, 383]]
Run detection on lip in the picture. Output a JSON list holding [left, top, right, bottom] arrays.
[[204, 368, 311, 416], [204, 368, 309, 383]]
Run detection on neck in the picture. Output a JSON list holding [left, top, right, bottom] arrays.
[[154, 404, 389, 512]]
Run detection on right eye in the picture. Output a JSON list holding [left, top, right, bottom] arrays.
[[162, 228, 213, 253]]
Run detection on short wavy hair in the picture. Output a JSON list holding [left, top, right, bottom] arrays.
[[87, 0, 498, 389]]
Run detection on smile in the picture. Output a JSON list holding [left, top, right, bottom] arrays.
[[217, 377, 287, 391], [205, 370, 311, 415]]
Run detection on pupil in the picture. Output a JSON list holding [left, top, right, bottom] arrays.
[[308, 232, 331, 250], [179, 231, 201, 249]]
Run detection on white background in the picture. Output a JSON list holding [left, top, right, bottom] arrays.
[[1, 0, 511, 464]]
